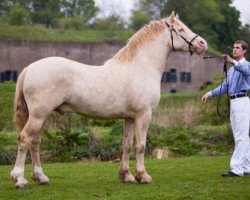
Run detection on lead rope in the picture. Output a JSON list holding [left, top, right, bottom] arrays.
[[217, 58, 230, 119], [170, 30, 176, 52]]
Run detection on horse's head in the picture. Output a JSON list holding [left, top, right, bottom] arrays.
[[164, 11, 207, 55]]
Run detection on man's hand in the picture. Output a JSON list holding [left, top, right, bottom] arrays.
[[201, 92, 209, 103], [222, 54, 234, 64]]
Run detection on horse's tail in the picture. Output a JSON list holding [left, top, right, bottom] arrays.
[[14, 68, 29, 133]]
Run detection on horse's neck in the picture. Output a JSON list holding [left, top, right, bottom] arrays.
[[136, 35, 172, 80]]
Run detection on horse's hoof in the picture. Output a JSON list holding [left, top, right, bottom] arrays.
[[122, 174, 136, 183], [135, 171, 153, 184], [138, 178, 153, 184], [119, 170, 136, 183], [15, 180, 28, 189], [38, 179, 49, 185], [32, 174, 49, 185]]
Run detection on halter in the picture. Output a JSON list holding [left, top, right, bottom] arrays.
[[165, 22, 198, 55]]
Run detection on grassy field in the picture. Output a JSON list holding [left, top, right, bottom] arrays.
[[0, 156, 249, 200]]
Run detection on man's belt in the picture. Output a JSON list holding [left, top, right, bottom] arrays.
[[230, 93, 248, 99]]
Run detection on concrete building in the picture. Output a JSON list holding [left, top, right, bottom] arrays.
[[0, 40, 223, 93]]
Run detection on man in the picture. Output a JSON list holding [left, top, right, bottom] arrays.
[[201, 40, 250, 177]]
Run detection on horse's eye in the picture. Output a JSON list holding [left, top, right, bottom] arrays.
[[179, 28, 184, 32]]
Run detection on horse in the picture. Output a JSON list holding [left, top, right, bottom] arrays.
[[10, 11, 207, 188]]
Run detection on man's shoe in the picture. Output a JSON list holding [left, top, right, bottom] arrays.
[[222, 171, 239, 177]]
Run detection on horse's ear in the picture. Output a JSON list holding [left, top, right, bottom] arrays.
[[168, 11, 175, 24], [175, 13, 179, 19], [170, 11, 175, 18]]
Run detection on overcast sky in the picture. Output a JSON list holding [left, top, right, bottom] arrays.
[[95, 0, 250, 25], [232, 0, 250, 25]]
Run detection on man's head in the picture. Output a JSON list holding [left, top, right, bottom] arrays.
[[233, 40, 248, 60]]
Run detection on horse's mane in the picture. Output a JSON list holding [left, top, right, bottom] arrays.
[[113, 20, 165, 62]]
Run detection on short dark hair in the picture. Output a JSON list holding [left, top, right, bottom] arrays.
[[235, 40, 248, 54]]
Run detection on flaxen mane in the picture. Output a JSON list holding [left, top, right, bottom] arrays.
[[113, 20, 165, 61]]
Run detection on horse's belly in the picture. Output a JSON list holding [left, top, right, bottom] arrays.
[[80, 105, 133, 119], [59, 101, 133, 119]]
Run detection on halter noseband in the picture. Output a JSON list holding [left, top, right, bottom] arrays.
[[165, 22, 198, 55]]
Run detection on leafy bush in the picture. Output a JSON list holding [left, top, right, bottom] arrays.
[[94, 15, 125, 31], [147, 125, 200, 156], [52, 17, 86, 30], [0, 131, 18, 165], [0, 148, 17, 165], [110, 120, 123, 136]]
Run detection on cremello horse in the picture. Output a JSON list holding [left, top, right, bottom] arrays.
[[11, 12, 207, 188]]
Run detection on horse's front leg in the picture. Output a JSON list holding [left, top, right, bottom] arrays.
[[134, 112, 152, 184], [119, 119, 136, 183]]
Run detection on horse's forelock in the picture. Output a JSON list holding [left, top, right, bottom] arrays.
[[113, 21, 165, 62]]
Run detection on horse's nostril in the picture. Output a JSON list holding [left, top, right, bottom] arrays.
[[200, 40, 204, 45]]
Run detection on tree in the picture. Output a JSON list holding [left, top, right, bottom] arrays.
[[9, 5, 29, 25], [164, 0, 189, 23], [185, 0, 225, 47], [61, 0, 98, 23], [214, 0, 241, 54], [0, 0, 98, 28], [239, 24, 250, 59], [30, 0, 62, 27], [130, 10, 151, 30], [0, 0, 31, 25], [138, 0, 167, 20]]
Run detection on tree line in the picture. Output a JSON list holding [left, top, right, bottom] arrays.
[[0, 0, 249, 57], [134, 0, 250, 58]]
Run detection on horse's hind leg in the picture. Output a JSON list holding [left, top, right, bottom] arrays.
[[11, 115, 47, 188], [134, 112, 152, 184], [119, 119, 136, 183], [30, 129, 49, 185]]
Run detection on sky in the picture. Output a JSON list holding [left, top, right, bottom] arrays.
[[94, 0, 250, 25], [232, 0, 250, 25]]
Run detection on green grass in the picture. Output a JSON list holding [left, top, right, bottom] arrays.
[[0, 24, 133, 43], [1, 156, 250, 200], [0, 82, 15, 131]]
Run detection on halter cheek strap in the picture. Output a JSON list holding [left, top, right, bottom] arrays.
[[165, 22, 198, 55], [180, 34, 198, 55]]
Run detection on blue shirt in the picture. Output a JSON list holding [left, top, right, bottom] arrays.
[[211, 58, 250, 96]]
